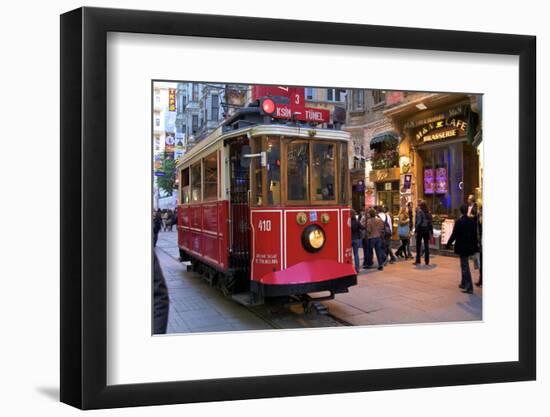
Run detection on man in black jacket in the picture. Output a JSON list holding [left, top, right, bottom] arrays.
[[446, 204, 479, 294], [153, 252, 170, 334]]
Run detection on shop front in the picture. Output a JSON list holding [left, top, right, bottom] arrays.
[[386, 95, 482, 249]]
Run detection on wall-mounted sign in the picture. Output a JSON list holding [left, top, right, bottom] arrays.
[[369, 167, 400, 182], [415, 117, 468, 143], [404, 105, 466, 129], [384, 182, 392, 191], [403, 173, 412, 190], [424, 168, 434, 194], [168, 88, 176, 112]]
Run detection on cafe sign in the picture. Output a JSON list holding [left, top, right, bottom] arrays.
[[415, 117, 468, 144]]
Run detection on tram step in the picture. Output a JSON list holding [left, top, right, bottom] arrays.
[[231, 292, 262, 307]]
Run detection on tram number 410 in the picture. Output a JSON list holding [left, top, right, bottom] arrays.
[[258, 219, 272, 232]]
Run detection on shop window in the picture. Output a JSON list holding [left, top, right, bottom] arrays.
[[190, 161, 201, 202], [311, 143, 336, 201], [203, 152, 218, 200], [286, 142, 309, 201], [181, 168, 190, 204]]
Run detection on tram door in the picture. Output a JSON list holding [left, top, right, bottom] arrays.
[[229, 141, 251, 286]]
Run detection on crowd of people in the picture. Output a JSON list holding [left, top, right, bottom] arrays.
[[350, 194, 482, 294], [153, 208, 178, 247]]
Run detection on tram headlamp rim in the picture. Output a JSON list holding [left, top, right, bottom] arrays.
[[301, 224, 326, 253]]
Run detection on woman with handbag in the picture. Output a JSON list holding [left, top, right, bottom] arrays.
[[396, 207, 411, 260]]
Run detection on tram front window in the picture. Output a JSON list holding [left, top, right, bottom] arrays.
[[311, 143, 335, 201], [287, 142, 309, 201]]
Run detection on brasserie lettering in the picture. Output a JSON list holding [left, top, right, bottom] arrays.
[[416, 117, 468, 141]]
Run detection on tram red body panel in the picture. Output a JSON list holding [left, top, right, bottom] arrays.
[[250, 206, 354, 285], [178, 201, 229, 270]]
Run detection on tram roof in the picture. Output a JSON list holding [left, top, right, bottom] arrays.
[[176, 124, 351, 168]]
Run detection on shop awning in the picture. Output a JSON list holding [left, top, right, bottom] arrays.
[[369, 132, 398, 149]]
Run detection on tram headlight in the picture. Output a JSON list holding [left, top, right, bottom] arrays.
[[301, 225, 326, 253]]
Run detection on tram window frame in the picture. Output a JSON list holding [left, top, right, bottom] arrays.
[[283, 140, 310, 205], [250, 136, 265, 206], [265, 136, 282, 206], [190, 161, 202, 203], [310, 141, 337, 205], [202, 151, 218, 201], [180, 167, 190, 204], [339, 141, 350, 205]]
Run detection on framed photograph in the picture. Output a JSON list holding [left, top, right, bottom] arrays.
[[60, 6, 536, 410]]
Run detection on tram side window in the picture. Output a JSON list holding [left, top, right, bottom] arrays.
[[181, 168, 190, 204], [203, 152, 218, 201], [266, 137, 281, 205], [191, 162, 201, 202], [287, 142, 309, 201], [311, 142, 336, 201]]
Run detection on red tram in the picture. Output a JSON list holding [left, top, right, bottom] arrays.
[[176, 86, 357, 304]]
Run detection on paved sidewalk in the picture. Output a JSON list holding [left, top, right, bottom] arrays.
[[156, 229, 481, 332], [324, 253, 482, 325]]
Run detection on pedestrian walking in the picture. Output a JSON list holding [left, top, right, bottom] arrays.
[[475, 206, 483, 287], [395, 207, 411, 259], [153, 210, 162, 247], [377, 206, 396, 264], [366, 208, 386, 270], [467, 194, 478, 218], [446, 204, 479, 294], [406, 201, 414, 258], [358, 209, 369, 268], [164, 209, 174, 232], [350, 209, 364, 273], [413, 201, 433, 266], [168, 209, 177, 231]]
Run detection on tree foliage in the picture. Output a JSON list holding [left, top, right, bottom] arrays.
[[157, 154, 176, 196]]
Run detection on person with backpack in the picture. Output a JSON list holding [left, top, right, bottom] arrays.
[[376, 206, 396, 265], [413, 200, 433, 266]]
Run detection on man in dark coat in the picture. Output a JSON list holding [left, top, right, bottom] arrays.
[[446, 204, 479, 294], [153, 252, 169, 334]]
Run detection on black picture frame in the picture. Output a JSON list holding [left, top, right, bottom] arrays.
[[60, 6, 536, 410]]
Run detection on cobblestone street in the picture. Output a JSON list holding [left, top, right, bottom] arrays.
[[156, 230, 482, 334]]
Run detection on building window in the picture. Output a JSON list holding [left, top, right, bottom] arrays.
[[373, 90, 386, 104], [305, 88, 314, 100], [327, 88, 345, 102], [192, 115, 198, 134], [353, 90, 364, 110], [155, 118, 160, 127], [211, 94, 219, 122]]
